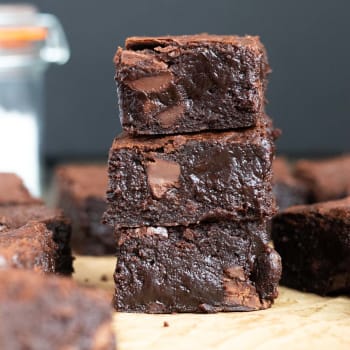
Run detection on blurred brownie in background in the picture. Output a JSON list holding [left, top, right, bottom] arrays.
[[0, 173, 40, 206], [272, 157, 308, 211], [0, 269, 116, 350], [0, 204, 73, 275], [53, 164, 114, 255], [294, 154, 350, 203], [272, 197, 350, 295], [115, 34, 270, 135]]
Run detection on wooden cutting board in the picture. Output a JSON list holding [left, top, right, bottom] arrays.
[[74, 256, 350, 350]]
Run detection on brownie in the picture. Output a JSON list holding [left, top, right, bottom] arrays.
[[53, 165, 114, 255], [115, 34, 270, 135], [105, 116, 276, 229], [114, 220, 281, 313], [272, 197, 350, 295], [0, 269, 116, 350], [0, 204, 73, 274], [272, 157, 308, 210], [294, 154, 350, 203], [0, 173, 40, 206]]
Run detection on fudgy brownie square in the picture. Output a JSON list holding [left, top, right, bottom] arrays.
[[272, 157, 308, 210], [115, 34, 270, 135], [0, 269, 116, 350], [114, 220, 281, 313], [53, 165, 114, 255], [294, 154, 350, 203], [105, 116, 276, 229], [0, 204, 73, 275], [0, 222, 72, 275], [272, 197, 350, 295], [0, 173, 39, 206]]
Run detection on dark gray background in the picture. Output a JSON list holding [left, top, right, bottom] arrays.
[[7, 0, 350, 160]]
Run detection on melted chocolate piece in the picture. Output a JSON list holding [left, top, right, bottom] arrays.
[[272, 197, 350, 295], [115, 34, 270, 135], [104, 116, 276, 232], [114, 220, 281, 313]]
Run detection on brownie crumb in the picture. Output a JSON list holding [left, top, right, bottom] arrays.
[[100, 274, 109, 282], [84, 278, 89, 283], [163, 321, 169, 327]]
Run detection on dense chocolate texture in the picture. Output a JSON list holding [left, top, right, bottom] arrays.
[[105, 117, 275, 229], [0, 222, 71, 275], [114, 221, 281, 313], [0, 204, 73, 274], [273, 157, 308, 210], [54, 165, 114, 255], [0, 173, 39, 205], [115, 34, 270, 135], [0, 269, 116, 350], [272, 197, 350, 295], [294, 155, 350, 203]]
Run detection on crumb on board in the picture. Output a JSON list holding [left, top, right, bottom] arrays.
[[163, 321, 169, 327], [84, 278, 89, 283], [100, 274, 109, 282]]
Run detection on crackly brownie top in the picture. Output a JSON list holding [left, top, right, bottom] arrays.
[[0, 173, 40, 206], [55, 164, 108, 200], [112, 115, 273, 151], [124, 34, 266, 52], [280, 196, 350, 220], [0, 204, 66, 232]]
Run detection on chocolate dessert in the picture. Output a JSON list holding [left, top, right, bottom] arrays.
[[53, 165, 113, 255], [272, 197, 350, 295], [0, 204, 73, 274], [105, 116, 275, 229], [115, 34, 270, 135], [273, 157, 308, 210], [0, 269, 116, 350], [294, 154, 350, 203], [115, 221, 281, 313], [0, 173, 39, 206]]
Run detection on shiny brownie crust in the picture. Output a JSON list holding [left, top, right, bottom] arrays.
[[272, 197, 350, 295], [114, 221, 281, 313], [115, 34, 270, 135], [104, 117, 276, 229]]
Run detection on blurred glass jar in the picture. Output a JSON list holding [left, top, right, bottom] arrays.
[[0, 4, 69, 196]]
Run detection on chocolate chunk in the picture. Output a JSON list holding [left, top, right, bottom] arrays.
[[156, 104, 184, 128], [126, 72, 173, 93], [146, 157, 181, 199]]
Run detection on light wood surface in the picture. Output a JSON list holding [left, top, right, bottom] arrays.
[[74, 256, 350, 350]]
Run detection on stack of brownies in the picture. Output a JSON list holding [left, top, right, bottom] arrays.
[[104, 34, 282, 313]]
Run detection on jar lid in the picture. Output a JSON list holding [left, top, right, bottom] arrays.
[[0, 4, 69, 65]]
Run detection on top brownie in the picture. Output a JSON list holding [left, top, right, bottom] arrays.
[[115, 34, 270, 135], [0, 173, 39, 206]]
